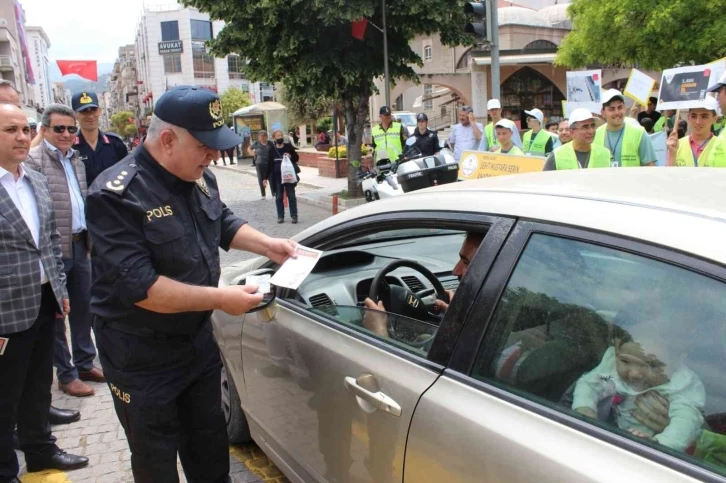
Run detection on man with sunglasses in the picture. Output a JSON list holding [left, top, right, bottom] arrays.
[[25, 104, 103, 398], [71, 92, 128, 186]]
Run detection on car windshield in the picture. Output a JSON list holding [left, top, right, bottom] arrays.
[[395, 114, 417, 126], [336, 228, 464, 249]]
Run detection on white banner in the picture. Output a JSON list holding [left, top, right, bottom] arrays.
[[657, 65, 712, 110], [567, 70, 602, 114], [624, 69, 656, 107]]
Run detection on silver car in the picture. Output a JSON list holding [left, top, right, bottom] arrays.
[[215, 168, 726, 483]]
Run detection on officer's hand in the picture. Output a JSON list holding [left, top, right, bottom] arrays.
[[217, 285, 264, 316], [265, 238, 297, 265]]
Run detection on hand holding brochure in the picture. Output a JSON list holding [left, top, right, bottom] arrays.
[[270, 245, 322, 290]]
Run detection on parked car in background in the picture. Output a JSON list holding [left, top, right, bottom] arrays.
[[392, 111, 417, 136]]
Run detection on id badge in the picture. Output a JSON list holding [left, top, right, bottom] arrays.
[[0, 337, 8, 356]]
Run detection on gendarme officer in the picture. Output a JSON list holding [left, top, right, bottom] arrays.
[[71, 91, 128, 186], [86, 86, 296, 483]]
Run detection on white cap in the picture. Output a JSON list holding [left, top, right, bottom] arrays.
[[494, 119, 516, 132], [602, 88, 625, 106], [691, 95, 720, 113], [487, 99, 502, 110], [524, 108, 544, 124], [567, 108, 595, 126], [707, 72, 726, 93]]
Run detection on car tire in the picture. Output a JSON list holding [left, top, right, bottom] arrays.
[[220, 356, 252, 444]]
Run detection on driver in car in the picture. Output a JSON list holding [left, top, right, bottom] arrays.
[[362, 231, 674, 437]]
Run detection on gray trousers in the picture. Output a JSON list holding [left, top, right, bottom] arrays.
[[54, 238, 96, 383]]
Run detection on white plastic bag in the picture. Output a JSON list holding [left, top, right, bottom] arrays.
[[281, 155, 297, 184]]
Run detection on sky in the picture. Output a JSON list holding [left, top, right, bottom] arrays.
[[23, 0, 147, 70]]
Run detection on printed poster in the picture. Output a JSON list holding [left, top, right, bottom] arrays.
[[567, 70, 602, 114], [624, 69, 657, 107], [459, 151, 546, 180], [657, 65, 713, 110]]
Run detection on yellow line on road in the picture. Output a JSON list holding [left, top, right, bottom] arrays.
[[20, 470, 71, 483]]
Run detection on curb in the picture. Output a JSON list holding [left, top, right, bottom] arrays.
[[212, 164, 326, 190]]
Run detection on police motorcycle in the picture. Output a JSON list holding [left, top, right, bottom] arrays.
[[360, 138, 459, 202]]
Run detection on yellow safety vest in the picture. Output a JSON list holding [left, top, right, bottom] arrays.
[[371, 122, 403, 160], [553, 143, 612, 170], [593, 124, 645, 167], [719, 128, 726, 142], [497, 145, 524, 156], [674, 136, 726, 167], [653, 116, 668, 132], [522, 129, 550, 155], [485, 123, 499, 148]]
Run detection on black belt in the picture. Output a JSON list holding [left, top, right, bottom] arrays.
[[71, 230, 87, 243]]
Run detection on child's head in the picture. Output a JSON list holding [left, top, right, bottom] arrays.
[[614, 337, 673, 391]]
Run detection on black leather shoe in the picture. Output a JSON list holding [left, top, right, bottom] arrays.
[[49, 406, 81, 425], [26, 450, 89, 472], [3, 478, 21, 483]]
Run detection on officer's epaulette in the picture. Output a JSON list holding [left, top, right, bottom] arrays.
[[101, 162, 137, 195], [103, 131, 124, 140]]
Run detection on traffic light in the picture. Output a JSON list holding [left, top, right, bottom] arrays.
[[464, 0, 493, 42]]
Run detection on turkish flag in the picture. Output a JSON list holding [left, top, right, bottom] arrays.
[[352, 19, 368, 41], [56, 60, 98, 81]]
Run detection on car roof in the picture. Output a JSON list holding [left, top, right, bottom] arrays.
[[296, 169, 726, 266]]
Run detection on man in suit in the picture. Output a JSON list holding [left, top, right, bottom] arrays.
[[0, 83, 82, 426], [0, 104, 88, 482]]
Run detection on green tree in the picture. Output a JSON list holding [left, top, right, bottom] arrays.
[[124, 124, 138, 137], [181, 0, 471, 196], [556, 0, 726, 70], [110, 111, 136, 137], [220, 87, 252, 124]]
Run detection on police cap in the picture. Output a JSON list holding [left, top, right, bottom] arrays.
[[154, 86, 242, 151], [72, 91, 100, 112]]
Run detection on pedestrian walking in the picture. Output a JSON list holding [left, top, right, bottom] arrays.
[[522, 108, 555, 156], [25, 104, 104, 398], [491, 119, 524, 155], [265, 129, 300, 224], [86, 86, 297, 483], [543, 108, 612, 170], [71, 92, 128, 186], [594, 89, 657, 167], [247, 130, 274, 199], [478, 99, 522, 152], [0, 103, 88, 483], [667, 96, 726, 167]]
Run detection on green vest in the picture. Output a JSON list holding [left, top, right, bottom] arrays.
[[485, 123, 499, 149], [553, 143, 612, 170], [499, 145, 524, 156], [372, 122, 404, 160], [675, 136, 726, 167], [719, 128, 726, 142], [522, 129, 550, 155], [593, 124, 645, 167], [653, 116, 668, 132]]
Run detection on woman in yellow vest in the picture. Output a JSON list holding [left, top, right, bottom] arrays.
[[543, 108, 611, 170], [522, 108, 555, 156], [491, 119, 524, 155], [666, 96, 726, 167], [594, 89, 657, 167]]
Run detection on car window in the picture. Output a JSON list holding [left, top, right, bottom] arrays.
[[470, 234, 726, 476]]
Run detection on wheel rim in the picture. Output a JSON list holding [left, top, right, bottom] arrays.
[[220, 364, 232, 424]]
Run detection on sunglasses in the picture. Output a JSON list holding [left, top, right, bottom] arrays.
[[48, 125, 79, 134]]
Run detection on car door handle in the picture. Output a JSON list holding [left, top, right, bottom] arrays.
[[344, 376, 402, 417]]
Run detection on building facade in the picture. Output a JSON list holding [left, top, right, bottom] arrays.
[[108, 44, 139, 118], [0, 0, 39, 118], [135, 2, 272, 119], [25, 25, 51, 111]]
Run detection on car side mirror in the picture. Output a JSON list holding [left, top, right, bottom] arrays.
[[238, 268, 277, 316]]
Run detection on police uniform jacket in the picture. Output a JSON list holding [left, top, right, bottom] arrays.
[[74, 130, 129, 186], [412, 128, 441, 157], [86, 144, 247, 335]]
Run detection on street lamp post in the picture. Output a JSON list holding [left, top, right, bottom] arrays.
[[381, 0, 390, 107]]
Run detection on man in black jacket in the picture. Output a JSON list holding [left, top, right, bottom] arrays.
[[411, 113, 440, 157]]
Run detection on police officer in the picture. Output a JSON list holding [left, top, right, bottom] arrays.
[[71, 91, 128, 186], [86, 86, 297, 482], [411, 113, 440, 156], [371, 106, 407, 161]]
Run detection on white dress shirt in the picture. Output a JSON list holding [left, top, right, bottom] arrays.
[[0, 163, 48, 284], [44, 140, 86, 233], [449, 122, 484, 162]]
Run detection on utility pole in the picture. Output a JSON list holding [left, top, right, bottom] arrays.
[[489, 0, 500, 99], [382, 0, 391, 107]]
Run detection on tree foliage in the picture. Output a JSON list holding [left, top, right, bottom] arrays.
[[275, 85, 334, 127], [556, 0, 726, 70], [182, 0, 472, 196], [220, 87, 252, 123], [110, 111, 136, 138]]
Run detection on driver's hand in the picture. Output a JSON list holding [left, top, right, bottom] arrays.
[[363, 298, 389, 338]]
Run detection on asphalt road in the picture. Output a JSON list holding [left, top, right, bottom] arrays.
[[210, 164, 333, 267]]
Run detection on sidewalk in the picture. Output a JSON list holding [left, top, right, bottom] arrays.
[[213, 159, 365, 212]]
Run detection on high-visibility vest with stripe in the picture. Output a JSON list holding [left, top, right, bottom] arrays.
[[553, 143, 612, 170], [522, 129, 550, 155], [675, 136, 726, 167], [485, 123, 498, 148], [593, 124, 645, 167], [372, 122, 403, 160]]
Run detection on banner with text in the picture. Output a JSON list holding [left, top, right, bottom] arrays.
[[657, 65, 714, 110], [459, 151, 546, 179]]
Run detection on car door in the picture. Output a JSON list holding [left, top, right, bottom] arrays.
[[405, 221, 726, 482], [238, 212, 513, 483]]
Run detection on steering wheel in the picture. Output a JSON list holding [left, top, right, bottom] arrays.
[[368, 260, 450, 323]]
